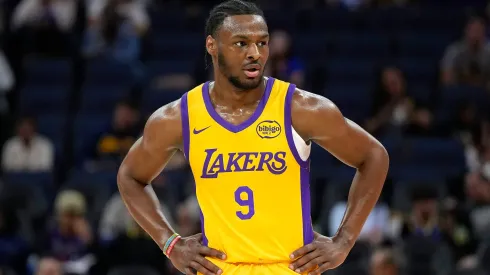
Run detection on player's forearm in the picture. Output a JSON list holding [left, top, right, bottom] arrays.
[[117, 168, 175, 250], [334, 144, 389, 246]]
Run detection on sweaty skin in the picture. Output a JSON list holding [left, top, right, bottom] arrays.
[[118, 12, 389, 275]]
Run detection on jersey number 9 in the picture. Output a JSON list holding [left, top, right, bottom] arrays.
[[234, 186, 255, 220]]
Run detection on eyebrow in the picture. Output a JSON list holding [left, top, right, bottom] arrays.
[[232, 34, 269, 40]]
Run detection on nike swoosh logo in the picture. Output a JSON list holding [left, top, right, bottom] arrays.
[[193, 126, 211, 134]]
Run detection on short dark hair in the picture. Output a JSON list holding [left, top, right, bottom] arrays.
[[205, 0, 264, 37]]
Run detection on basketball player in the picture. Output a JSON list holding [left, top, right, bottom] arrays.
[[117, 1, 389, 274]]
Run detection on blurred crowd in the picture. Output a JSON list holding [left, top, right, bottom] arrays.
[[0, 0, 489, 275]]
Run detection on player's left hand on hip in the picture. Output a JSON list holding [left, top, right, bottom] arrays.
[[288, 233, 351, 275]]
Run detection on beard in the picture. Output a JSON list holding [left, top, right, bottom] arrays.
[[217, 51, 263, 90]]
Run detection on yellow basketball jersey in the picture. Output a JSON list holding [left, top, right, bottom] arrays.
[[180, 77, 313, 264]]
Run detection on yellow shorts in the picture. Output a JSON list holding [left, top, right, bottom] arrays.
[[200, 261, 305, 275]]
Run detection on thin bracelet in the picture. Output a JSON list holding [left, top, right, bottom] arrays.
[[163, 233, 180, 254], [165, 235, 182, 257]]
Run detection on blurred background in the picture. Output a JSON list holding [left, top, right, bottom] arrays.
[[0, 0, 489, 274]]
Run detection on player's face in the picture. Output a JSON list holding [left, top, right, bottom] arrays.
[[212, 15, 269, 90]]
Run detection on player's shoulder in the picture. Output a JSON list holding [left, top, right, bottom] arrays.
[[146, 81, 206, 127], [290, 87, 337, 114], [289, 87, 347, 140], [145, 99, 182, 137]]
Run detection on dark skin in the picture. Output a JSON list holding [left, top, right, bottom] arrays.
[[117, 14, 389, 275]]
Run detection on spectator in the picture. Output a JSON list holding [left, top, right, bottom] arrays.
[[364, 66, 433, 137], [465, 167, 490, 240], [441, 16, 490, 87], [96, 219, 170, 274], [84, 100, 140, 168], [329, 198, 391, 246], [1, 116, 54, 172], [0, 49, 15, 146], [35, 257, 62, 275], [83, 0, 150, 85], [398, 186, 441, 241], [370, 248, 400, 275], [265, 30, 305, 87], [35, 190, 94, 274], [175, 195, 201, 237], [11, 0, 77, 32], [0, 49, 14, 114], [439, 198, 479, 269], [98, 185, 175, 244], [10, 0, 78, 56]]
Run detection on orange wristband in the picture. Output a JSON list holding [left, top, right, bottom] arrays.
[[165, 235, 181, 257]]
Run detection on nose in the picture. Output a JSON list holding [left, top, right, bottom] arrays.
[[246, 43, 261, 60]]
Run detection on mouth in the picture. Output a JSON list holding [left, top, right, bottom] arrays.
[[243, 67, 261, 78]]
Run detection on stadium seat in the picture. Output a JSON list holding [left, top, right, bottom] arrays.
[[24, 58, 72, 85], [67, 168, 118, 194], [292, 32, 330, 59], [323, 83, 372, 123], [151, 11, 186, 30], [79, 86, 131, 113], [2, 172, 53, 216], [332, 31, 390, 57], [152, 34, 202, 60], [395, 138, 466, 179], [85, 58, 135, 85], [391, 180, 447, 211], [308, 9, 357, 32], [326, 58, 378, 82], [140, 89, 186, 114], [397, 32, 455, 57], [72, 114, 112, 163], [146, 60, 196, 76], [407, 84, 434, 105], [36, 114, 68, 161], [396, 57, 437, 83], [19, 85, 69, 115], [440, 85, 490, 112]]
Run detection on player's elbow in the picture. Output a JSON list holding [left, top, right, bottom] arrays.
[[117, 164, 137, 192], [368, 142, 390, 173], [116, 164, 129, 190], [117, 163, 148, 190]]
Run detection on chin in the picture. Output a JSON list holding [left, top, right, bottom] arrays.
[[229, 75, 263, 90], [241, 79, 262, 90]]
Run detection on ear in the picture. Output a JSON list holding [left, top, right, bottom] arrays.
[[206, 35, 217, 56]]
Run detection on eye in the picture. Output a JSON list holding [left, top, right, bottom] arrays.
[[234, 41, 246, 47], [258, 41, 268, 47]]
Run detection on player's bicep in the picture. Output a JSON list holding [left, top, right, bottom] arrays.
[[314, 115, 380, 168], [292, 90, 382, 168], [120, 103, 182, 184]]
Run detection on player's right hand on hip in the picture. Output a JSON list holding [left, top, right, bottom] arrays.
[[169, 233, 227, 275]]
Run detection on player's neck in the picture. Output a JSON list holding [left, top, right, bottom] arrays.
[[210, 77, 266, 108]]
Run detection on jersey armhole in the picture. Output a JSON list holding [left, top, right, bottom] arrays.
[[180, 92, 190, 160], [284, 84, 310, 169]]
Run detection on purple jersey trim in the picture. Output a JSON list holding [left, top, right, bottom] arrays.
[[301, 168, 314, 245], [180, 93, 190, 160], [202, 77, 275, 133], [199, 209, 208, 246], [284, 84, 310, 169]]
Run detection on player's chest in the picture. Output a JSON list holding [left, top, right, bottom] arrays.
[[189, 124, 291, 178]]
